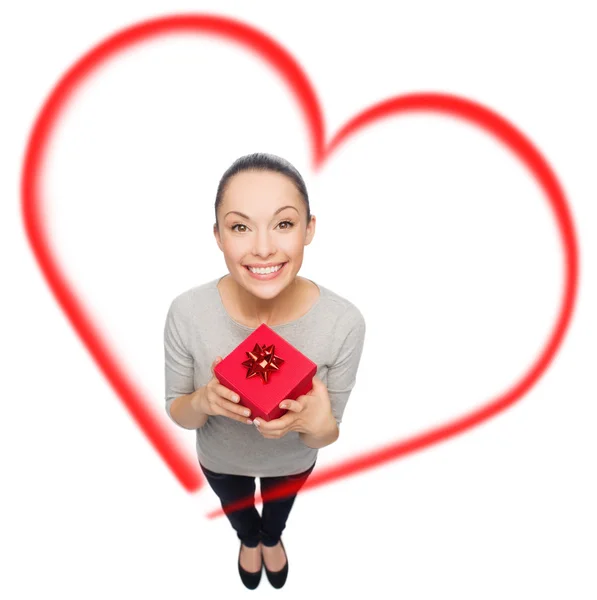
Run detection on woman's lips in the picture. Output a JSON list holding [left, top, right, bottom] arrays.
[[244, 262, 287, 280]]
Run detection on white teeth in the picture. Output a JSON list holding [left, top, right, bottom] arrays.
[[248, 264, 283, 274]]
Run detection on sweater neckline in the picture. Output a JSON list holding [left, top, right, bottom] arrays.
[[213, 274, 324, 332]]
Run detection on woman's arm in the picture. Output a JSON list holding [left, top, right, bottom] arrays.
[[319, 308, 366, 429], [164, 301, 204, 428], [299, 413, 339, 448], [297, 309, 365, 447], [169, 387, 209, 430]]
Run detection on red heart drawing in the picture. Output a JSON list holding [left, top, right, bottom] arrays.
[[22, 14, 579, 520]]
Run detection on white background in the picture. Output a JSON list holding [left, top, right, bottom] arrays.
[[2, 1, 596, 598]]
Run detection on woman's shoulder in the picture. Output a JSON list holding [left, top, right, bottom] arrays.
[[313, 282, 366, 330], [168, 278, 220, 316]]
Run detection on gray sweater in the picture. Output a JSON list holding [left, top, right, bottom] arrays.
[[164, 275, 366, 477]]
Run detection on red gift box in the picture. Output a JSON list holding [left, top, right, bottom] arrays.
[[214, 323, 318, 422]]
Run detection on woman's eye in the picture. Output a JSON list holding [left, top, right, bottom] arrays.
[[231, 220, 294, 233]]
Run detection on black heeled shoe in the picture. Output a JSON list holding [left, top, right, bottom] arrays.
[[238, 542, 263, 590], [263, 538, 288, 589]]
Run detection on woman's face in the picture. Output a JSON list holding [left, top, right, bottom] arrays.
[[214, 169, 316, 300]]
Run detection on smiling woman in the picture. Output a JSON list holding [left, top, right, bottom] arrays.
[[163, 152, 366, 589], [213, 154, 316, 328]]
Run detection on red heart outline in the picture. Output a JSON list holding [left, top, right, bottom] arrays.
[[21, 14, 579, 519]]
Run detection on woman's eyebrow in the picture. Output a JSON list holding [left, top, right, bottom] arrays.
[[224, 205, 299, 220]]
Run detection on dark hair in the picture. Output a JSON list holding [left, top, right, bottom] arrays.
[[214, 152, 311, 232]]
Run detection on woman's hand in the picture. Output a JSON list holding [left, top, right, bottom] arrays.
[[253, 375, 335, 440], [193, 356, 253, 425]]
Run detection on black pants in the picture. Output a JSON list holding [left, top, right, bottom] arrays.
[[200, 460, 316, 547]]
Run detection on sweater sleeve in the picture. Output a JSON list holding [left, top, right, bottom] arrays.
[[327, 307, 366, 427], [164, 302, 195, 423]]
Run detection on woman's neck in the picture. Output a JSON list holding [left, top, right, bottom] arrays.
[[227, 275, 303, 327]]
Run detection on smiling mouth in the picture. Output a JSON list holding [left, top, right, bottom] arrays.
[[244, 262, 287, 274]]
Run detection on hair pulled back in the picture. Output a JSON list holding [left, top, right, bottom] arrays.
[[214, 152, 311, 231]]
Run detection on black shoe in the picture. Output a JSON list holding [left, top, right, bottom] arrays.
[[263, 538, 288, 589], [238, 542, 262, 590]]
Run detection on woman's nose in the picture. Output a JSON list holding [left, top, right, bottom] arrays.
[[253, 230, 276, 256]]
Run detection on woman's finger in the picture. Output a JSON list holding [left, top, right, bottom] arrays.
[[254, 419, 290, 438], [279, 399, 302, 413], [210, 356, 222, 377], [213, 402, 253, 424], [215, 383, 240, 404], [217, 395, 252, 419], [258, 428, 285, 439]]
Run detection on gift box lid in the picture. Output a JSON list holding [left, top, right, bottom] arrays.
[[214, 323, 317, 412]]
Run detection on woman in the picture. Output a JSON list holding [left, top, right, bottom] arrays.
[[164, 152, 366, 590]]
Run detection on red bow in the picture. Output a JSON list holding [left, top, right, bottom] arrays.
[[241, 343, 285, 384]]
